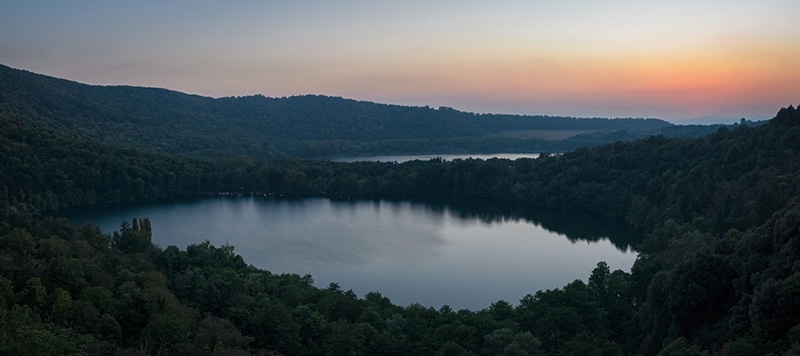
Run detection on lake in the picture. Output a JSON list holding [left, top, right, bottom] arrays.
[[56, 197, 640, 310], [332, 153, 540, 163]]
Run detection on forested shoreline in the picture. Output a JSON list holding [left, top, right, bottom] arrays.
[[3, 82, 800, 354], [3, 106, 796, 232]]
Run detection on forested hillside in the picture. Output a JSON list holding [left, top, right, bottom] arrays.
[[2, 94, 800, 354], [0, 64, 717, 159]]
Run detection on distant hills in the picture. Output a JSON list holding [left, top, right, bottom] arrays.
[[0, 64, 760, 158]]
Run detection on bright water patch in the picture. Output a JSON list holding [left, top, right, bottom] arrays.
[[332, 153, 540, 163]]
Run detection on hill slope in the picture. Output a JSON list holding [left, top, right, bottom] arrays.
[[0, 64, 681, 158]]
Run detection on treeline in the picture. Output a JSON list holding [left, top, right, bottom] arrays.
[[1, 63, 727, 159], [0, 114, 209, 213], [2, 104, 800, 354]]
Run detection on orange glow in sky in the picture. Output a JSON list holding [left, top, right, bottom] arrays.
[[2, 1, 798, 122]]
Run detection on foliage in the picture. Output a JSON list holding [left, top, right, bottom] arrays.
[[2, 62, 800, 353], [2, 63, 754, 160]]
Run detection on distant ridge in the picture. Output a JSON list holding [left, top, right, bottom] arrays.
[[0, 63, 741, 158]]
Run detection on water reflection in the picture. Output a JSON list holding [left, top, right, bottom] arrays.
[[54, 196, 639, 309], [374, 197, 641, 252]]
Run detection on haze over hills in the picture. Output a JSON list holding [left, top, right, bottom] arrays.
[[1, 64, 750, 159]]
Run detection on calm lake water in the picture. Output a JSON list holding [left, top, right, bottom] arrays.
[[56, 197, 640, 310], [333, 153, 540, 163]]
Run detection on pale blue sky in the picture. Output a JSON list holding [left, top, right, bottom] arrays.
[[2, 1, 799, 122]]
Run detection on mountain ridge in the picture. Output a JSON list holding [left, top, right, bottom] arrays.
[[1, 63, 705, 159]]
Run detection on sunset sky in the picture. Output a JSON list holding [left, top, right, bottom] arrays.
[[2, 1, 799, 122]]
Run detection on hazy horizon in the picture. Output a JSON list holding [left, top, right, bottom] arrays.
[[2, 1, 798, 123]]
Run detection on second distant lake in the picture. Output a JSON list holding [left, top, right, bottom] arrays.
[[56, 197, 639, 310], [332, 153, 540, 163]]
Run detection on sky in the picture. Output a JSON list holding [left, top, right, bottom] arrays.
[[2, 1, 799, 123]]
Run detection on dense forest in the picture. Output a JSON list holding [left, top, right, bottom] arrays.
[[1, 64, 752, 160], [2, 65, 800, 354]]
